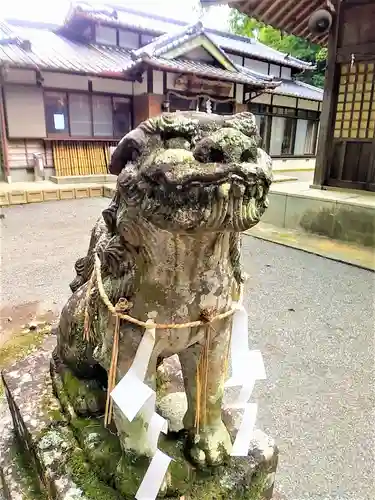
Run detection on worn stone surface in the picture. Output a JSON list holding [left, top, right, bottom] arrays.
[[2, 343, 277, 499], [54, 111, 273, 468]]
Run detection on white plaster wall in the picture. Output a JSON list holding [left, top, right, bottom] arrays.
[[236, 83, 244, 104], [272, 157, 316, 171], [273, 94, 297, 108], [269, 64, 280, 77], [5, 68, 37, 84], [244, 58, 269, 74], [42, 72, 89, 90], [91, 78, 133, 95], [298, 98, 320, 111], [251, 93, 272, 105], [281, 66, 292, 79], [229, 54, 243, 66], [153, 70, 164, 94], [166, 72, 175, 90], [133, 74, 148, 95]]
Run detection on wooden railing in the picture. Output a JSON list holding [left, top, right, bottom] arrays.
[[52, 141, 117, 176]]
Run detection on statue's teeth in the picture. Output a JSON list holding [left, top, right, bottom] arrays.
[[231, 182, 245, 198], [218, 183, 231, 198]]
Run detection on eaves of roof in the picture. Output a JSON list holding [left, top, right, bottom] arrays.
[[66, 2, 315, 70], [129, 56, 281, 89], [268, 79, 324, 101], [132, 21, 237, 73]]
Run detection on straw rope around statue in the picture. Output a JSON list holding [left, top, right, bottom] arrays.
[[83, 253, 244, 427]]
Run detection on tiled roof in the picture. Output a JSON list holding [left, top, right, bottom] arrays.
[[67, 2, 313, 70], [140, 57, 280, 88], [0, 24, 134, 76], [0, 22, 278, 89], [269, 79, 323, 101], [235, 64, 277, 82], [208, 31, 313, 70], [133, 21, 237, 72]]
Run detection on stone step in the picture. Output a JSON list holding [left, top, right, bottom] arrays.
[[273, 174, 298, 183], [1, 336, 105, 500], [0, 435, 46, 500], [50, 174, 117, 185], [2, 336, 279, 500]]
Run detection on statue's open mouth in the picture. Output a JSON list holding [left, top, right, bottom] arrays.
[[137, 162, 270, 233], [113, 111, 273, 235]]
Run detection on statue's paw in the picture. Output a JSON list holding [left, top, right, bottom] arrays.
[[187, 422, 232, 467]]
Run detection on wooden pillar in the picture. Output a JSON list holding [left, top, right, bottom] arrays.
[[313, 2, 342, 188], [133, 94, 163, 127]]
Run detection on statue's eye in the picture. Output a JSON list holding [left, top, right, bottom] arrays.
[[208, 148, 225, 163]]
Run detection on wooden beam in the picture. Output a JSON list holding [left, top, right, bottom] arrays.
[[337, 43, 375, 60], [256, 0, 285, 24], [248, 0, 273, 16]]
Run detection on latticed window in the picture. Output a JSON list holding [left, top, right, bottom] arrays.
[[334, 62, 375, 139]]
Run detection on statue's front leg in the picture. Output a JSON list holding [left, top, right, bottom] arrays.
[[109, 324, 158, 458], [179, 320, 232, 467]]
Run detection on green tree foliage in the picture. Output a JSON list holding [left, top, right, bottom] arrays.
[[229, 11, 327, 88]]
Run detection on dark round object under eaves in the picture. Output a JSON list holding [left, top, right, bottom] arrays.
[[308, 9, 333, 35]]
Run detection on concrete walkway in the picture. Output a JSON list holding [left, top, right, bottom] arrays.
[[247, 222, 375, 271], [263, 181, 375, 249], [1, 199, 373, 499]]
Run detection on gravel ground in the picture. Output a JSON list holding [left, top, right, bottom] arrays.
[[0, 198, 109, 332], [1, 198, 374, 499]]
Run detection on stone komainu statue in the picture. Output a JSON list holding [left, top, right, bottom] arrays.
[[54, 111, 273, 470]]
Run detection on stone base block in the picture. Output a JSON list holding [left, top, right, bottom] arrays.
[[74, 187, 90, 199], [103, 185, 116, 198], [0, 192, 9, 206], [50, 175, 116, 185], [26, 190, 44, 203], [59, 188, 75, 200], [8, 191, 27, 205], [89, 186, 103, 197], [2, 340, 278, 500], [43, 189, 60, 202]]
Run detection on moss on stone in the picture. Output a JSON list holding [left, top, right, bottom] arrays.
[[37, 425, 121, 500], [187, 468, 268, 499], [8, 433, 48, 500], [0, 327, 51, 371], [159, 436, 195, 495], [66, 447, 122, 500], [70, 417, 122, 483], [59, 366, 106, 416], [114, 451, 150, 498]]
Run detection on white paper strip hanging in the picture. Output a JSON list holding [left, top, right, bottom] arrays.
[[131, 322, 156, 381], [111, 371, 154, 422], [147, 413, 168, 454], [135, 449, 172, 500], [110, 317, 172, 500], [111, 319, 157, 421], [225, 304, 250, 388], [230, 403, 258, 457]]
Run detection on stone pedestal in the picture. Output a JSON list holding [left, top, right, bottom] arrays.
[[1, 339, 278, 500]]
